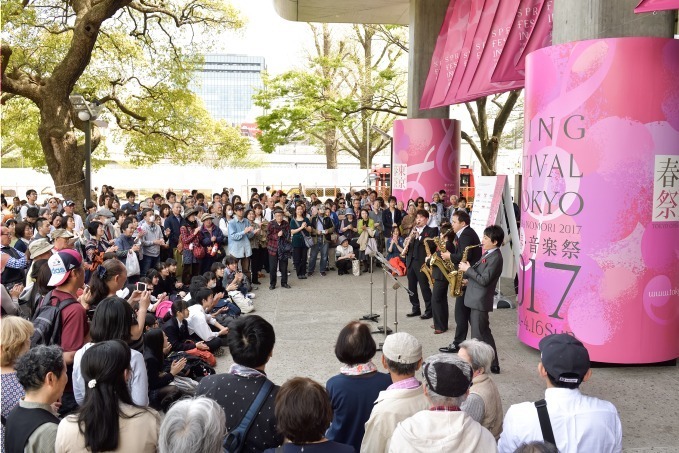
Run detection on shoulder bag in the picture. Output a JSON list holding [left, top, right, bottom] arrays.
[[223, 380, 274, 453]]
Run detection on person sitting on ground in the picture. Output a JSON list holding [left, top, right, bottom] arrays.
[[335, 236, 355, 276], [158, 397, 227, 453], [72, 296, 149, 407], [197, 315, 283, 452], [498, 334, 622, 453], [186, 287, 229, 354], [162, 299, 211, 352], [5, 345, 66, 453], [389, 353, 497, 453], [458, 338, 504, 439], [143, 328, 187, 411], [0, 316, 34, 450], [56, 340, 160, 453], [326, 321, 392, 452], [264, 377, 355, 453], [361, 332, 429, 453]]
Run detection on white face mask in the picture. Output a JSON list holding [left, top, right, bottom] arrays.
[[149, 215, 156, 223], [207, 282, 216, 289], [226, 210, 233, 216]]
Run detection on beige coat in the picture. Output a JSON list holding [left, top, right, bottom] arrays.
[[361, 386, 430, 453]]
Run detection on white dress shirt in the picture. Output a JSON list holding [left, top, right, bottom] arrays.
[[498, 387, 622, 453], [187, 304, 219, 341]]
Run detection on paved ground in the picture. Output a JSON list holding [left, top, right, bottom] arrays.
[[214, 264, 679, 452]]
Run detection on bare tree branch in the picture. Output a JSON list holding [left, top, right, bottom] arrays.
[[461, 130, 492, 175]]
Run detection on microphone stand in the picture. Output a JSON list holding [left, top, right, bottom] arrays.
[[373, 252, 413, 350], [360, 254, 380, 323]]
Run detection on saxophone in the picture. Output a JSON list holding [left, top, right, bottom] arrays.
[[420, 238, 436, 287], [428, 237, 459, 296], [452, 244, 482, 297]]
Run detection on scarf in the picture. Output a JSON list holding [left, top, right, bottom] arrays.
[[229, 363, 266, 378], [340, 361, 378, 376]]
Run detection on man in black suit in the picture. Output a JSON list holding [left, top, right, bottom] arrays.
[[405, 209, 439, 319], [453, 225, 504, 374], [430, 222, 457, 333], [439, 210, 482, 352]]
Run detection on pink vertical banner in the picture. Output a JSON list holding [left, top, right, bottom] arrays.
[[448, 0, 501, 102], [463, 0, 523, 100], [491, 0, 545, 83], [428, 0, 484, 109], [515, 0, 553, 73], [420, 0, 457, 108], [635, 0, 679, 12], [392, 119, 461, 202], [520, 37, 679, 363]]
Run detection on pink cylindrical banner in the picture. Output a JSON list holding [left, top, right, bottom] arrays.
[[392, 119, 461, 202], [520, 37, 679, 363]]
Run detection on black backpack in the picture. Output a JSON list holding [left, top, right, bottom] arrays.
[[30, 290, 77, 348]]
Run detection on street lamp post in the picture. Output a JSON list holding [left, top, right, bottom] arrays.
[[69, 95, 103, 208]]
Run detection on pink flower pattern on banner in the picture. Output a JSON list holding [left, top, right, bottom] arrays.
[[520, 38, 679, 364]]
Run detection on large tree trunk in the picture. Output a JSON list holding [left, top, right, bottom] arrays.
[[481, 137, 499, 176], [324, 141, 338, 169], [38, 96, 90, 213]]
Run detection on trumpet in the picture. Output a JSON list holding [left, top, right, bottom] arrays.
[[400, 229, 418, 258]]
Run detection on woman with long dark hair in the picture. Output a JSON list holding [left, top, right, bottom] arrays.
[[72, 296, 149, 407], [143, 329, 186, 411], [179, 209, 203, 285], [85, 259, 150, 350], [55, 340, 159, 453]]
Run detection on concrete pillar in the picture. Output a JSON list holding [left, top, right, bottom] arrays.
[[408, 0, 450, 119], [553, 0, 676, 45]]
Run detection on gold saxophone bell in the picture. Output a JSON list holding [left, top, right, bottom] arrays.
[[451, 244, 482, 297]]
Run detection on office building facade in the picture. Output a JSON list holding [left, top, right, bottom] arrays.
[[192, 54, 266, 126]]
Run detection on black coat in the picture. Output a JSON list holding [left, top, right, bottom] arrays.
[[405, 226, 439, 269], [162, 317, 194, 352]]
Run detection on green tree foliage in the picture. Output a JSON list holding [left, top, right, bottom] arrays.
[[254, 23, 407, 169], [1, 0, 249, 208]]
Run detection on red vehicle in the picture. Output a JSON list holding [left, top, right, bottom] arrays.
[[369, 164, 476, 202], [459, 165, 475, 201]]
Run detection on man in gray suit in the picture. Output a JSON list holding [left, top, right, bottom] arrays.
[[457, 225, 504, 374]]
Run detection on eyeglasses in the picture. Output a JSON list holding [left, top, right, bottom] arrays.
[[0, 233, 10, 236]]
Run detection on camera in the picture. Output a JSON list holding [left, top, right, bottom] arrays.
[[136, 282, 147, 292]]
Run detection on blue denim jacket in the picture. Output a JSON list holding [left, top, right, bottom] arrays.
[[227, 217, 254, 258]]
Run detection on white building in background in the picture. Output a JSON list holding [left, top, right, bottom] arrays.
[[191, 54, 267, 126]]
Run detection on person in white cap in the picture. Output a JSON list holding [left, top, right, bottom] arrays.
[[361, 332, 429, 453], [40, 249, 89, 415], [389, 353, 496, 453]]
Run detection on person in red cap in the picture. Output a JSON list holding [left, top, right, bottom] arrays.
[[498, 333, 622, 453], [43, 249, 90, 415]]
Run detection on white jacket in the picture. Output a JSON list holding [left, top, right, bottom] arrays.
[[389, 410, 497, 453]]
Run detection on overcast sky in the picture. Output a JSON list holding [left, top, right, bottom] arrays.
[[219, 1, 311, 74]]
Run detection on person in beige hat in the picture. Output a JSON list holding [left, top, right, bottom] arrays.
[[51, 228, 75, 251], [25, 238, 55, 286], [362, 332, 429, 453]]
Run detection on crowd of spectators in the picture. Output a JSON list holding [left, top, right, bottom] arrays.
[[1, 186, 621, 452]]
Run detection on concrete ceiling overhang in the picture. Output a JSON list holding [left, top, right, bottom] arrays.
[[273, 0, 410, 25]]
